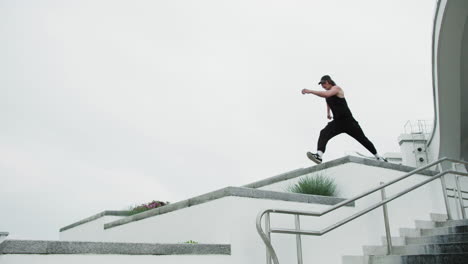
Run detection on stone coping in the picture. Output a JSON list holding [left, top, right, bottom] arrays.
[[0, 240, 230, 255], [243, 155, 438, 189], [104, 186, 353, 230], [60, 211, 131, 232]]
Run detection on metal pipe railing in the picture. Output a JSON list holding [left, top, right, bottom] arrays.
[[256, 157, 468, 264], [294, 215, 303, 264], [446, 187, 468, 195], [438, 163, 453, 220], [380, 182, 392, 255], [455, 176, 467, 219]]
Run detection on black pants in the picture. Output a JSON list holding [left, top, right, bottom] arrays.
[[317, 117, 377, 155]]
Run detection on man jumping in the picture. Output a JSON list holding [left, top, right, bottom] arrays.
[[301, 75, 387, 164]]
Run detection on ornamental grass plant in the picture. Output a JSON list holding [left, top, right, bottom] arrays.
[[286, 174, 337, 197]]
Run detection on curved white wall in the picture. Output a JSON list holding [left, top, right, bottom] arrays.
[[461, 13, 468, 162], [429, 0, 468, 162]]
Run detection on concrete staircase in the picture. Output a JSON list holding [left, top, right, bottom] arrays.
[[343, 214, 468, 264]]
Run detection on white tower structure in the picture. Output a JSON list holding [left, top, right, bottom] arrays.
[[427, 0, 468, 166]]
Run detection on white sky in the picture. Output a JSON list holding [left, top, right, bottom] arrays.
[[1, 0, 436, 240]]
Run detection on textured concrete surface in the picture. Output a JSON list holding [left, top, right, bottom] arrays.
[[243, 155, 438, 189], [363, 242, 468, 255], [369, 253, 468, 264], [407, 233, 468, 245], [60, 211, 131, 232], [0, 240, 230, 255], [104, 186, 353, 229]]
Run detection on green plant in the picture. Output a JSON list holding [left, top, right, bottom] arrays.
[[184, 240, 198, 244], [128, 200, 169, 215], [286, 174, 337, 196]]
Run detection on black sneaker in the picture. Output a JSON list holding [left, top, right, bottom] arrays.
[[307, 152, 322, 164]]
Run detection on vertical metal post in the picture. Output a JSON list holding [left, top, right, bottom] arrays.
[[380, 182, 393, 255], [265, 212, 272, 264], [455, 176, 466, 219], [453, 186, 462, 219], [294, 215, 303, 264], [438, 164, 453, 220]]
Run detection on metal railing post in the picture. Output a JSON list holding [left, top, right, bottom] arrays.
[[438, 163, 453, 220], [455, 176, 466, 219], [265, 212, 272, 264], [453, 186, 462, 219], [294, 215, 303, 264], [380, 182, 393, 255]]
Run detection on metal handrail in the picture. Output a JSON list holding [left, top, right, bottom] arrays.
[[256, 157, 468, 264], [447, 187, 468, 195]]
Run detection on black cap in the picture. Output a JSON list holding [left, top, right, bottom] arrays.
[[318, 75, 332, 85]]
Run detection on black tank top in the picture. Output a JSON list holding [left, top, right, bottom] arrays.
[[326, 95, 353, 120]]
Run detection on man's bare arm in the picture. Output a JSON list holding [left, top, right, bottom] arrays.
[[327, 104, 332, 120], [301, 86, 340, 98]]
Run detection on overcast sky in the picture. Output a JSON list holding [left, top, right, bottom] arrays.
[[1, 0, 436, 240]]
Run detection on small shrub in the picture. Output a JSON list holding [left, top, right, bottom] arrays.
[[128, 200, 169, 215], [184, 240, 198, 244], [286, 174, 337, 196]]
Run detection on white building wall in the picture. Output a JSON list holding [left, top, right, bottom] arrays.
[[60, 215, 127, 241], [101, 197, 234, 244], [101, 196, 362, 264]]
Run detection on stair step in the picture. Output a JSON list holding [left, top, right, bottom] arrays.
[[430, 213, 448, 222], [415, 219, 468, 229], [363, 242, 468, 256], [368, 253, 468, 264], [421, 225, 468, 236], [399, 228, 421, 237], [381, 237, 406, 246], [342, 255, 369, 264], [435, 219, 468, 228], [406, 233, 468, 245], [414, 220, 437, 229], [399, 225, 468, 238]]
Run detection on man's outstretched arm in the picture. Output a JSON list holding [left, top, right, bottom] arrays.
[[301, 86, 340, 98]]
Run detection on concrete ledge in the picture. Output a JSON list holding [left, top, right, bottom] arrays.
[[0, 232, 8, 244], [0, 240, 230, 255], [103, 186, 353, 230], [60, 211, 131, 232], [243, 155, 438, 189]]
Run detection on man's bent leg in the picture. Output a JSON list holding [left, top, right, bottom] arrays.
[[345, 119, 377, 155], [317, 121, 341, 153]]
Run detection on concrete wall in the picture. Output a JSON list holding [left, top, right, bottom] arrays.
[[0, 233, 8, 244], [100, 196, 361, 264], [60, 215, 127, 241], [0, 255, 231, 264]]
